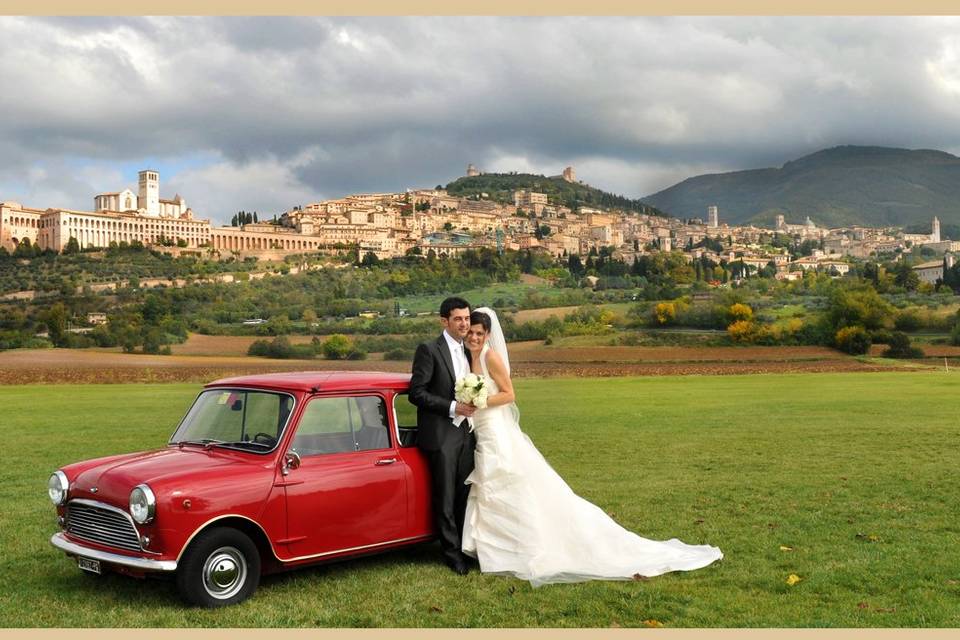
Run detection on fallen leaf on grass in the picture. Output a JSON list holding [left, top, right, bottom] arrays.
[[857, 602, 869, 609], [694, 518, 705, 525], [429, 606, 443, 613], [643, 619, 663, 628], [786, 574, 802, 586], [779, 545, 794, 551], [767, 523, 779, 529]]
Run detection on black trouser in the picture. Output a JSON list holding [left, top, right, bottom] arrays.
[[426, 429, 476, 563]]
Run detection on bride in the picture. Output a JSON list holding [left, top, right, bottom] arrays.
[[460, 307, 723, 587]]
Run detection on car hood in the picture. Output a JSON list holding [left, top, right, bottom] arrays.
[[68, 446, 271, 507]]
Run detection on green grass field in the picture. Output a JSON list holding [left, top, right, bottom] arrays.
[[3, 372, 959, 627]]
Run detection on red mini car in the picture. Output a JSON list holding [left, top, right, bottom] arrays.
[[48, 371, 434, 607]]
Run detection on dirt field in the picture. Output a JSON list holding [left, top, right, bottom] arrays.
[[511, 306, 582, 324], [0, 341, 945, 384], [0, 348, 412, 385], [170, 334, 318, 357]]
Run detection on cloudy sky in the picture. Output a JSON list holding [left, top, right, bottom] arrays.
[[2, 16, 960, 225]]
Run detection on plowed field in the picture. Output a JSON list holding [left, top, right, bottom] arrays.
[[0, 342, 941, 384]]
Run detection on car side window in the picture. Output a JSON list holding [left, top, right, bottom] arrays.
[[393, 393, 419, 448], [292, 396, 391, 456]]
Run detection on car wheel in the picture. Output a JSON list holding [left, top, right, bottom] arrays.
[[176, 527, 260, 607]]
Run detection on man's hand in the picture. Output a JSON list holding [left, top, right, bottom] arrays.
[[455, 402, 476, 417]]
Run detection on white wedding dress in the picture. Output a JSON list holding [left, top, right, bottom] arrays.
[[461, 326, 723, 587]]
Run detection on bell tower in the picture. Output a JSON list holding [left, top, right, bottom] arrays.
[[138, 169, 160, 216], [932, 216, 941, 243]]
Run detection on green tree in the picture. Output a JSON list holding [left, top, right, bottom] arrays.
[[825, 287, 895, 332], [322, 334, 353, 360], [883, 332, 924, 359], [42, 303, 69, 347], [893, 262, 919, 291]]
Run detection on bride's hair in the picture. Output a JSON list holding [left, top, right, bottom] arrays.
[[470, 310, 491, 333]]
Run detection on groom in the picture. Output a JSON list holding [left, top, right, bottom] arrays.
[[409, 296, 477, 575]]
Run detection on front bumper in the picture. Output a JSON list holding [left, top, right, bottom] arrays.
[[50, 532, 177, 572]]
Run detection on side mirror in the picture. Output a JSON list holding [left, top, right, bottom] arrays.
[[282, 450, 301, 476]]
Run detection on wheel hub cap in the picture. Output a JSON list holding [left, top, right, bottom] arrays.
[[202, 546, 246, 599]]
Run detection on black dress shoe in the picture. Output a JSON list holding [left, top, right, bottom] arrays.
[[446, 558, 470, 575]]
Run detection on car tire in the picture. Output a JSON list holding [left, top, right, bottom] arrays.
[[176, 527, 261, 607]]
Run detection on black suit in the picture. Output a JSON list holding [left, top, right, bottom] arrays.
[[409, 334, 476, 564]]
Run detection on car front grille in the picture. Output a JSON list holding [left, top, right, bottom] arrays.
[[66, 500, 142, 552]]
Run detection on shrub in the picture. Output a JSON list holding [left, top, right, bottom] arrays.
[[322, 334, 354, 360], [384, 347, 414, 361], [883, 332, 924, 359], [654, 302, 676, 325], [834, 325, 871, 355], [346, 347, 368, 360], [727, 320, 756, 344], [248, 339, 271, 357], [951, 323, 960, 346], [247, 336, 308, 359], [728, 303, 754, 323]]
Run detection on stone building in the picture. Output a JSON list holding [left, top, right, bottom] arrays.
[[1, 170, 205, 253]]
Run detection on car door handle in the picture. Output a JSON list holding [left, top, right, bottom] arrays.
[[375, 458, 397, 466]]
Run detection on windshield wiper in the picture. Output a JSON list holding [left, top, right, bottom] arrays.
[[174, 438, 227, 450], [220, 440, 274, 450]]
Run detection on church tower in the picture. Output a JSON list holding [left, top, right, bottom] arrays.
[[932, 216, 941, 243], [138, 169, 160, 216]]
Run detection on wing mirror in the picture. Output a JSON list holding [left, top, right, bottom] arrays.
[[282, 450, 301, 476]]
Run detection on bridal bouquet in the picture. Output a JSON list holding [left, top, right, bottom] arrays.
[[455, 373, 489, 409]]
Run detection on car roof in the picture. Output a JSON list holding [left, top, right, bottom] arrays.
[[205, 371, 412, 394]]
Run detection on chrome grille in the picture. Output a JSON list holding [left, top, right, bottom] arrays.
[[66, 500, 142, 552]]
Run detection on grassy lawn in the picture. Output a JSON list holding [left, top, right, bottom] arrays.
[[2, 372, 959, 627]]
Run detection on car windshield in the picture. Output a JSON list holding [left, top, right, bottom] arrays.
[[169, 389, 295, 454]]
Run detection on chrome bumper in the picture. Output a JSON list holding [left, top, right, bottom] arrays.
[[50, 532, 177, 572]]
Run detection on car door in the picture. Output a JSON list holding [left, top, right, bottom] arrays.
[[278, 393, 409, 560]]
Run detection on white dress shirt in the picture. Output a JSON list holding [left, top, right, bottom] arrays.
[[442, 329, 467, 420]]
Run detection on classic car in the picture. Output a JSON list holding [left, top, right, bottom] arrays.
[[48, 371, 434, 607]]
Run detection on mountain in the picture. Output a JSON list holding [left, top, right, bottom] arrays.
[[445, 173, 668, 218], [642, 146, 960, 230]]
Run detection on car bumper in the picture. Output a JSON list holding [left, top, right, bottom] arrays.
[[50, 532, 178, 572]]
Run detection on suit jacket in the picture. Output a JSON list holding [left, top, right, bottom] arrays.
[[409, 334, 473, 451]]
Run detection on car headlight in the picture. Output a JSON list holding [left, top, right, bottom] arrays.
[[129, 484, 157, 524], [48, 471, 69, 506]]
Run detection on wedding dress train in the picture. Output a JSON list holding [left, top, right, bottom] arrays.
[[461, 345, 723, 587]]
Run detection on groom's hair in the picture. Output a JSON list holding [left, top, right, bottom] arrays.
[[439, 296, 471, 318], [470, 311, 491, 332]]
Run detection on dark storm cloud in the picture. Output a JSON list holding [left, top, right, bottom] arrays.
[[2, 16, 960, 223]]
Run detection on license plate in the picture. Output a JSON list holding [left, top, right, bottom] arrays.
[[77, 557, 101, 574]]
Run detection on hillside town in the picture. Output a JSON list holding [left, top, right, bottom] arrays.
[[2, 166, 958, 283]]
